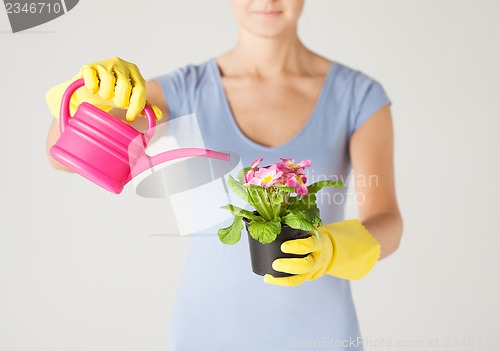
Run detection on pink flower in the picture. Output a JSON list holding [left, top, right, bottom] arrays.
[[244, 169, 255, 183], [242, 157, 311, 194], [277, 158, 312, 174], [285, 173, 309, 196], [246, 165, 283, 188], [250, 157, 264, 170], [244, 157, 264, 183]]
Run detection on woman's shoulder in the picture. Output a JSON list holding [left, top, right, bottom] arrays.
[[153, 58, 215, 87], [323, 59, 390, 113], [152, 58, 217, 104], [151, 58, 217, 119], [328, 60, 391, 135], [330, 60, 384, 88]]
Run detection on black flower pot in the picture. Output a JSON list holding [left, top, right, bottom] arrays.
[[243, 218, 311, 277]]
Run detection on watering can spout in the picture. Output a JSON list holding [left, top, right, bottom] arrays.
[[126, 148, 231, 183]]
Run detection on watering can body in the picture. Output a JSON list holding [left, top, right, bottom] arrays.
[[49, 78, 230, 194]]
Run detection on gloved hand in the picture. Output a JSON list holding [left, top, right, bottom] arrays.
[[45, 56, 163, 122], [263, 219, 381, 287]]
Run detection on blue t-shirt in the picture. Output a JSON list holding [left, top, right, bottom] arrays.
[[154, 58, 391, 351]]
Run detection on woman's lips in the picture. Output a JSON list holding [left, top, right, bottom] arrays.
[[253, 10, 283, 17]]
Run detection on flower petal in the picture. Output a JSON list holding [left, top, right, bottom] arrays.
[[297, 159, 312, 168], [244, 169, 255, 184], [296, 184, 308, 196], [251, 157, 264, 169]]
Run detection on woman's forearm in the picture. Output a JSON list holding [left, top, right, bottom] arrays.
[[361, 211, 403, 260]]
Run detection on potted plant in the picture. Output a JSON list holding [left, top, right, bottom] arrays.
[[218, 157, 344, 277]]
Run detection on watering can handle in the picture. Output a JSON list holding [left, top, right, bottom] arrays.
[[59, 78, 157, 136]]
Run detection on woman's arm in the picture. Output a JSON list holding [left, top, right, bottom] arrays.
[[349, 104, 403, 259], [45, 79, 168, 171]]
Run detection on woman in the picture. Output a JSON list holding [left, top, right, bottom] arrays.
[[46, 1, 403, 350]]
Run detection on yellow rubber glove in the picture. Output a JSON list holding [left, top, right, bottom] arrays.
[[264, 219, 381, 287], [45, 56, 163, 122]]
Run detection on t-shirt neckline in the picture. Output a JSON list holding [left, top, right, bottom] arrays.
[[209, 57, 338, 152]]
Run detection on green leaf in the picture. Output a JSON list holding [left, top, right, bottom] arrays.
[[227, 175, 249, 202], [290, 206, 322, 227], [220, 205, 263, 221], [237, 167, 252, 184], [274, 186, 295, 193], [282, 212, 316, 232], [287, 193, 323, 227], [307, 180, 345, 194], [218, 216, 243, 245], [246, 185, 274, 221], [287, 193, 317, 212], [269, 190, 284, 219], [248, 218, 281, 244]]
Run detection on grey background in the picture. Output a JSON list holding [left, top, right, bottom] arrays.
[[1, 1, 499, 350]]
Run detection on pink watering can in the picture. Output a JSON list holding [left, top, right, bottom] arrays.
[[49, 78, 231, 194]]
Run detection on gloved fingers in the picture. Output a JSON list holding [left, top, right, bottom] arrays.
[[127, 85, 147, 121], [113, 70, 132, 109], [80, 65, 99, 93], [94, 65, 116, 100], [281, 236, 318, 255], [272, 255, 314, 275], [126, 65, 147, 121], [128, 62, 146, 88], [263, 272, 310, 287], [74, 58, 152, 122], [139, 101, 164, 121], [149, 103, 164, 121]]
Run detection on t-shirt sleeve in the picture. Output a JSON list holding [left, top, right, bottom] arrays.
[[152, 66, 194, 120], [349, 72, 392, 136]]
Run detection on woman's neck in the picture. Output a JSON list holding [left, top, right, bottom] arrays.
[[219, 28, 318, 78]]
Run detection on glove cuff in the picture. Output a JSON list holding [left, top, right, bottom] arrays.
[[319, 219, 381, 280]]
